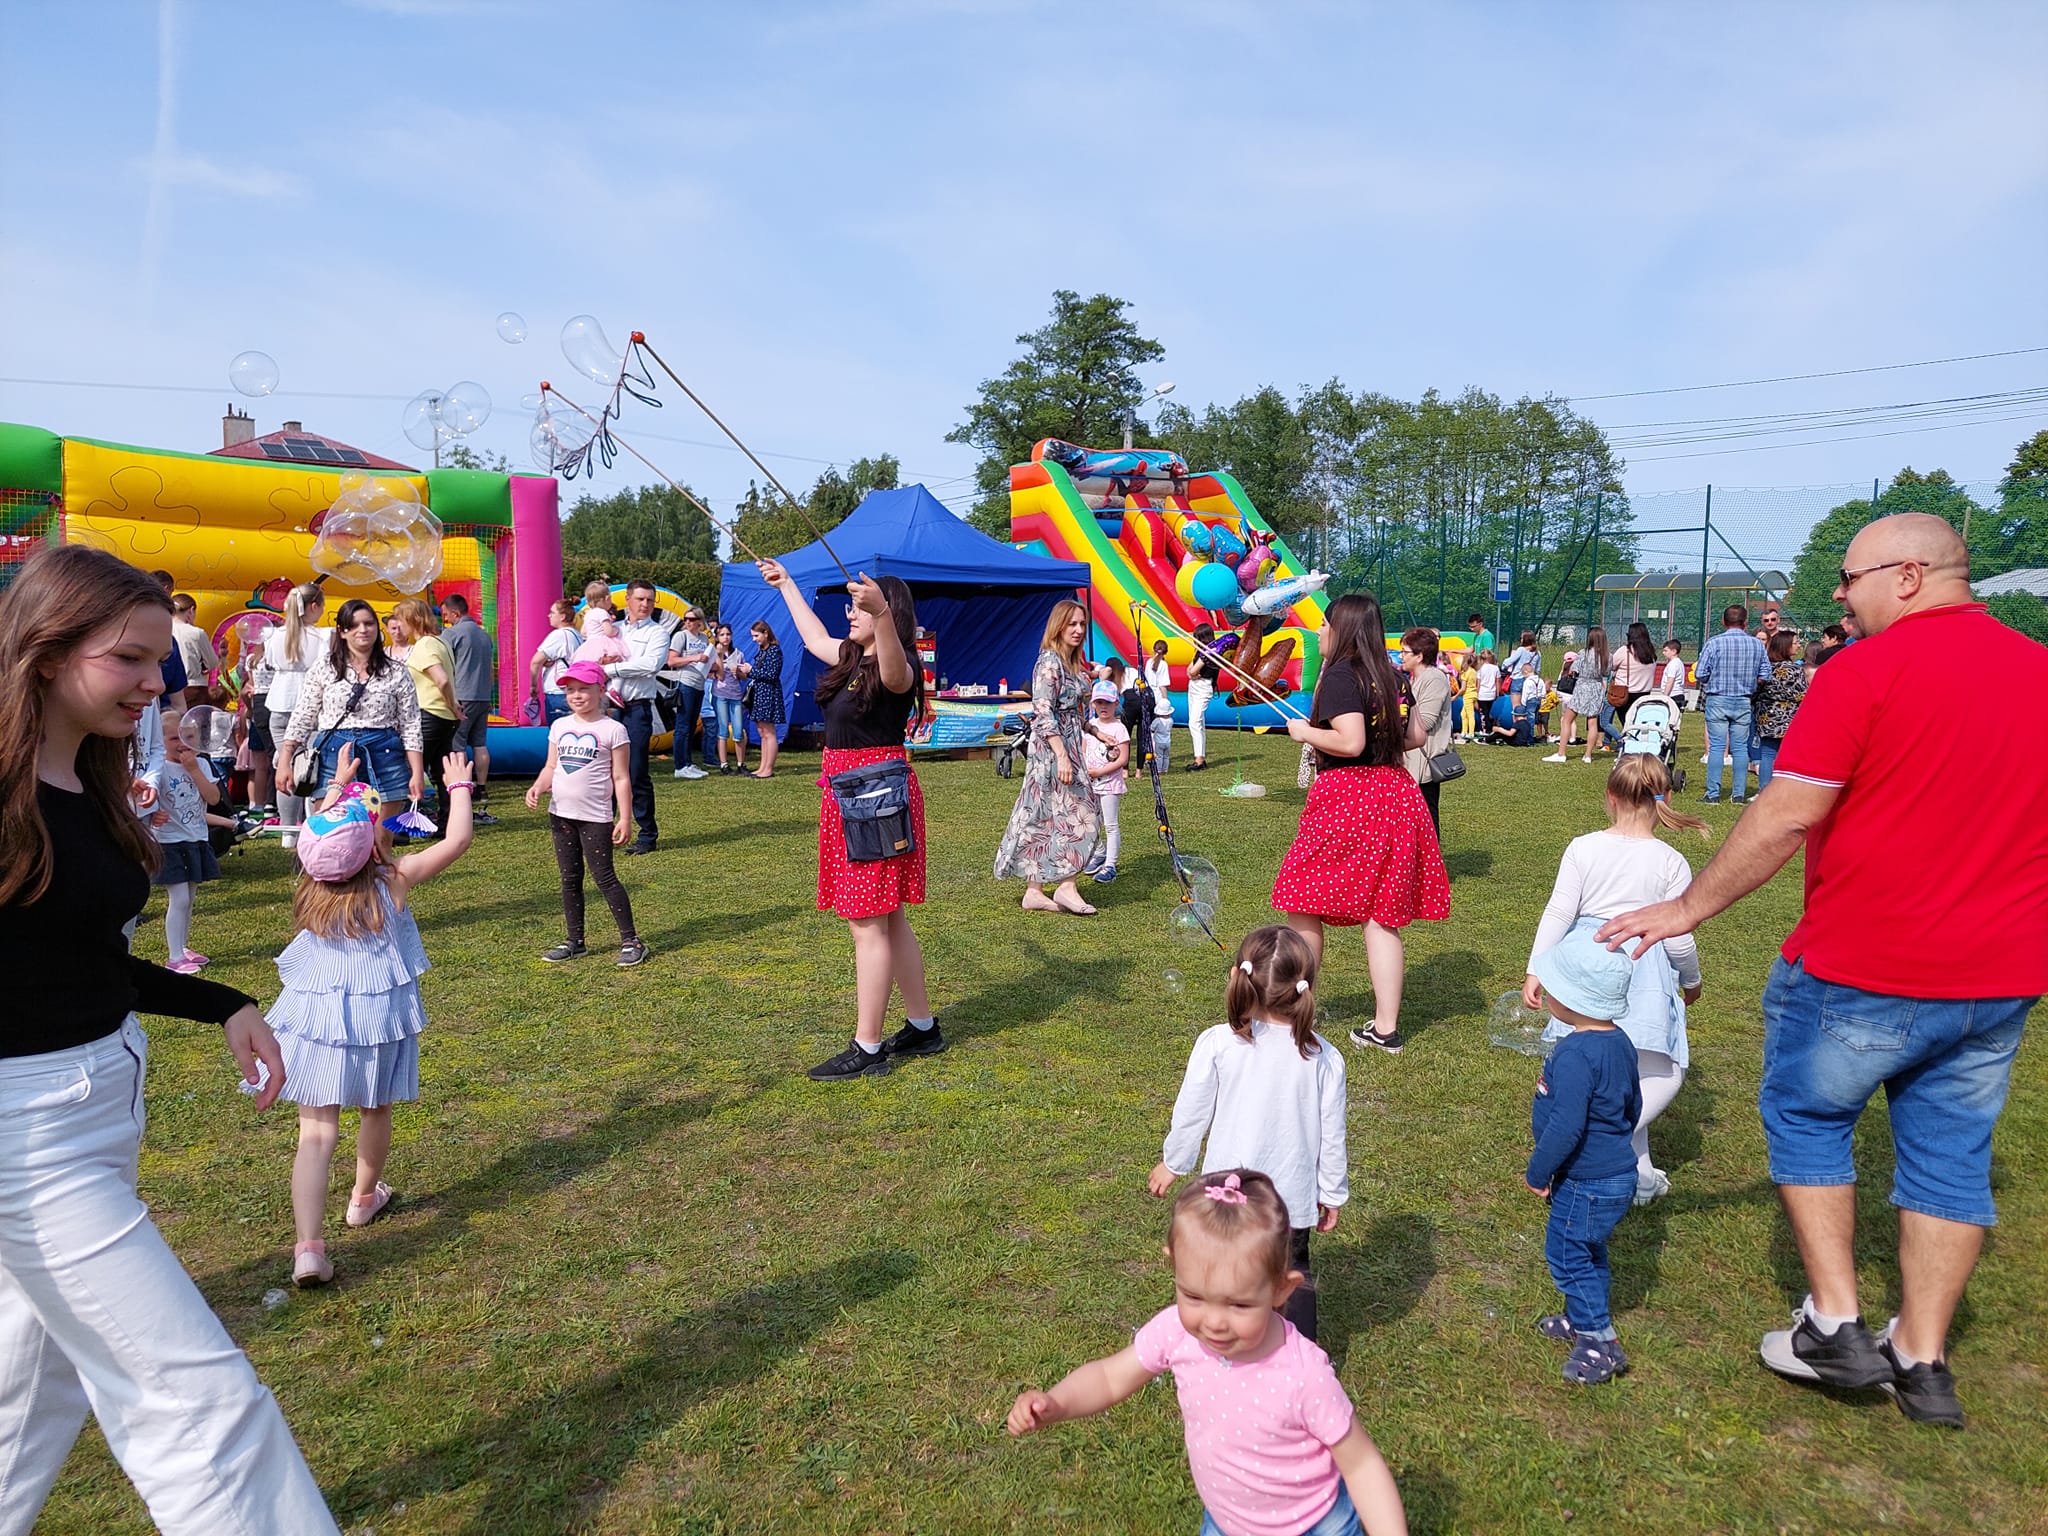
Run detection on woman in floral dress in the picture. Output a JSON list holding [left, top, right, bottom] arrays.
[[994, 600, 1102, 915]]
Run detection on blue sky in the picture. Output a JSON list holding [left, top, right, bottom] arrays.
[[3, 0, 2044, 561]]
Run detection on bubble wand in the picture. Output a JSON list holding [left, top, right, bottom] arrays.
[[1130, 603, 1227, 952], [629, 334, 854, 585], [1129, 601, 1310, 721]]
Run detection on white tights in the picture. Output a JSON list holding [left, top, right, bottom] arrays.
[[1633, 1049, 1685, 1174], [1097, 794, 1121, 865], [163, 882, 194, 962]]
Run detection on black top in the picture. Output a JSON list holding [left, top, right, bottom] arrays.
[[1812, 642, 1846, 669], [4, 783, 256, 1057], [1312, 660, 1399, 770], [821, 672, 915, 750]]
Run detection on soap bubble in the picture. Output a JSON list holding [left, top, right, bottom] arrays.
[[231, 611, 276, 645], [1487, 990, 1552, 1057], [519, 392, 544, 411], [228, 351, 279, 397], [496, 311, 527, 344], [529, 396, 595, 473], [1177, 853, 1220, 911], [261, 1288, 290, 1312], [1163, 968, 1184, 995], [310, 471, 443, 592], [561, 314, 624, 385], [1167, 903, 1215, 947], [178, 705, 237, 756], [401, 391, 445, 452], [438, 380, 491, 436]]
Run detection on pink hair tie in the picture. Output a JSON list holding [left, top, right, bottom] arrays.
[[1204, 1174, 1249, 1205]]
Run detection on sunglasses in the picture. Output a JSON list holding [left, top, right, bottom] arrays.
[[1838, 559, 1914, 589]]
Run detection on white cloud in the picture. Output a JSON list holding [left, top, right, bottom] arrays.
[[141, 152, 304, 200]]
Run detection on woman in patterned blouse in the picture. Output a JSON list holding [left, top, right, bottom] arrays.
[[280, 598, 426, 814]]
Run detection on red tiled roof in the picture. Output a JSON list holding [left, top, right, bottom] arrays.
[[213, 430, 417, 473]]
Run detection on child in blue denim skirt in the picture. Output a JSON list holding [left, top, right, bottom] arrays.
[[1525, 928, 1642, 1384]]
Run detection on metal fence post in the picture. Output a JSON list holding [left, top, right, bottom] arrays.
[[1698, 485, 1714, 652]]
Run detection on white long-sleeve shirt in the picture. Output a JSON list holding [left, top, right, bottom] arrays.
[[1527, 830, 1701, 988], [605, 617, 674, 702], [1161, 1021, 1349, 1230]]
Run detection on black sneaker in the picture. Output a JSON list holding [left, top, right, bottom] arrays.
[[471, 809, 500, 826], [1880, 1337, 1965, 1427], [616, 940, 649, 968], [1348, 1024, 1404, 1055], [1759, 1309, 1894, 1388], [541, 941, 587, 963], [883, 1019, 947, 1058], [807, 1038, 893, 1081]]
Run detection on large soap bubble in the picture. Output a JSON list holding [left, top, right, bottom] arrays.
[[439, 380, 491, 436], [1177, 853, 1221, 912], [496, 311, 527, 344], [310, 471, 443, 592], [1167, 903, 1216, 948], [402, 391, 445, 452], [178, 705, 237, 756], [561, 314, 624, 385], [1487, 990, 1552, 1057], [529, 403, 595, 473], [229, 351, 279, 397]]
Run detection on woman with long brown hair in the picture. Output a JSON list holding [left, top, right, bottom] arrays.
[[1271, 591, 1449, 1054], [758, 560, 939, 1081], [995, 598, 1103, 915], [278, 596, 425, 820], [0, 545, 338, 1532]]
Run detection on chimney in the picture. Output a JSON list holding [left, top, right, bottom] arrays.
[[282, 420, 303, 434], [222, 402, 256, 449]]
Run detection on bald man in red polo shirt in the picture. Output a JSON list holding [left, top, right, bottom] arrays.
[[1602, 513, 2046, 1429]]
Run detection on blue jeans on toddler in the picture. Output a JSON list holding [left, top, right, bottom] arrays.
[[1759, 957, 2033, 1226], [1203, 1483, 1361, 1536], [1543, 1171, 1637, 1339], [1701, 696, 1752, 800]]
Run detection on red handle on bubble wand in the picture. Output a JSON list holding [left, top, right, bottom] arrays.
[[540, 383, 768, 566], [630, 334, 854, 585]]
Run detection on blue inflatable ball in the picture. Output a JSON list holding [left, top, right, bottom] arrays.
[[1190, 560, 1240, 610], [1178, 518, 1213, 556]]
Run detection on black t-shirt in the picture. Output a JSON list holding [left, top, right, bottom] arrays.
[[5, 783, 255, 1057], [1312, 659, 1400, 770], [822, 672, 916, 750], [1812, 642, 1845, 669]]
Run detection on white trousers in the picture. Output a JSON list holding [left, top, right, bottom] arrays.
[[0, 1019, 338, 1536], [1186, 679, 1213, 759], [1095, 792, 1122, 866]]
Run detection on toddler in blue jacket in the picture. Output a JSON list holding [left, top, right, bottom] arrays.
[[1526, 928, 1642, 1385]]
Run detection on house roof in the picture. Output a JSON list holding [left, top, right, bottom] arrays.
[[1975, 568, 2048, 598], [212, 430, 415, 472]]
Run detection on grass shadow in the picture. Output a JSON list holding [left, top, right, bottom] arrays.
[[942, 936, 1105, 1042], [1396, 1464, 1460, 1536], [198, 1090, 732, 1309], [323, 1248, 920, 1534], [1441, 848, 1493, 882], [637, 901, 810, 953], [1401, 949, 1490, 1039], [1317, 1212, 1436, 1373]]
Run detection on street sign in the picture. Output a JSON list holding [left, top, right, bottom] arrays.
[[1491, 566, 1512, 603]]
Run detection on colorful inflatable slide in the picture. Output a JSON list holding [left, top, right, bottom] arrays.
[[1009, 439, 1328, 727]]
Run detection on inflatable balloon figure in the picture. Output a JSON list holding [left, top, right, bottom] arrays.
[[1218, 615, 1299, 708], [309, 472, 444, 592]]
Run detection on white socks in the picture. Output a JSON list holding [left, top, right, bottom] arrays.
[[1802, 1295, 1857, 1336], [855, 1038, 882, 1055], [907, 1017, 935, 1032]]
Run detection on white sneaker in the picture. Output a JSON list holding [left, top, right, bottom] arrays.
[[677, 765, 709, 780], [1634, 1167, 1672, 1206], [280, 832, 298, 850], [1541, 753, 1568, 763]]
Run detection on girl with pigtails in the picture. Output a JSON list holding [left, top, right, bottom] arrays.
[[1149, 925, 1350, 1341]]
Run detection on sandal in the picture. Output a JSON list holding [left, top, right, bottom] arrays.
[[346, 1181, 395, 1228], [1536, 1314, 1575, 1340], [1561, 1336, 1629, 1384]]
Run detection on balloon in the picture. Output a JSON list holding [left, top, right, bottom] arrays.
[[1240, 571, 1329, 619], [1211, 526, 1247, 562], [402, 391, 445, 451], [177, 705, 237, 756], [1173, 557, 1204, 607], [1487, 990, 1551, 1057], [228, 351, 279, 397], [496, 311, 527, 344], [310, 472, 443, 592], [1177, 518, 1213, 556], [439, 380, 492, 436], [561, 314, 624, 385], [1190, 561, 1239, 610]]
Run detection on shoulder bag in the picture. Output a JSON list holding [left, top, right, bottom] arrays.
[[289, 678, 368, 797], [1427, 747, 1467, 782], [827, 756, 917, 863]]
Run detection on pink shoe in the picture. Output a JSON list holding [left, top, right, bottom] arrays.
[[181, 950, 209, 967], [293, 1240, 333, 1288], [346, 1181, 396, 1228], [167, 957, 205, 975]]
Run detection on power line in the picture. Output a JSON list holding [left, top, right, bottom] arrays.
[[1572, 345, 2048, 401]]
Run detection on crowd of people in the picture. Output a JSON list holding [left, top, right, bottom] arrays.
[[0, 510, 2040, 1535]]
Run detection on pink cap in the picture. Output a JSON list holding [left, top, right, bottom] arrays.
[[297, 783, 380, 882], [559, 660, 607, 687]]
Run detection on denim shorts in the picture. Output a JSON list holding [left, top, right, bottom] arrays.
[[319, 726, 412, 800], [1760, 957, 2034, 1226], [1203, 1482, 1359, 1536]]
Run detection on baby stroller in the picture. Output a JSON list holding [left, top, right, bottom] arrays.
[[1618, 691, 1685, 790], [992, 704, 1034, 778]]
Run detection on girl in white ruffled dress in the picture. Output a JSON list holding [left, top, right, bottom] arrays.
[[271, 743, 474, 1286]]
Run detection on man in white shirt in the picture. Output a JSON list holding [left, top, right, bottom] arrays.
[[170, 594, 219, 707], [604, 580, 674, 853], [667, 609, 714, 780]]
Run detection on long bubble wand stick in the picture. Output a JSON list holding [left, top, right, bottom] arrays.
[[1130, 601, 1311, 721], [631, 334, 854, 584], [541, 384, 773, 565]]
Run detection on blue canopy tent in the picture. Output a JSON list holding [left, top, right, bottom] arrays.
[[718, 484, 1091, 730]]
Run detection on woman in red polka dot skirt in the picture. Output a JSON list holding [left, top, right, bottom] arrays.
[[758, 560, 939, 1083], [1272, 591, 1449, 1055]]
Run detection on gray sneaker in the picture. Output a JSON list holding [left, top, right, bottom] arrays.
[[675, 764, 709, 780], [1760, 1307, 1894, 1389]]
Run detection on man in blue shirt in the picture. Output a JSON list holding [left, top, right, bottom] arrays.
[[1694, 604, 1769, 804]]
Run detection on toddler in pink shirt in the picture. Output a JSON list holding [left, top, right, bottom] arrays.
[[1009, 1169, 1406, 1536]]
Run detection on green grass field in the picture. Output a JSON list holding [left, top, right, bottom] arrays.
[[41, 722, 2047, 1535]]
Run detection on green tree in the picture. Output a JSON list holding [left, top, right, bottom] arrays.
[[1784, 468, 1999, 622], [947, 290, 1165, 536], [440, 444, 511, 473], [1154, 386, 1321, 538], [561, 483, 717, 564], [1980, 427, 2048, 578], [730, 454, 899, 558], [1986, 590, 2048, 643]]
